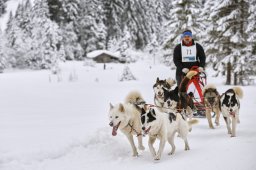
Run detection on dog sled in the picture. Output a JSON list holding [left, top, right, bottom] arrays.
[[185, 66, 209, 118]]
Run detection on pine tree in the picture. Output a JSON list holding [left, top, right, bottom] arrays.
[[26, 0, 64, 69], [61, 22, 83, 60], [201, 0, 220, 69], [0, 29, 7, 72], [164, 0, 204, 50], [123, 0, 152, 49], [246, 0, 256, 75], [103, 0, 125, 49], [47, 0, 63, 24], [210, 0, 249, 85], [144, 0, 165, 46], [77, 0, 106, 54], [119, 65, 136, 81], [0, 0, 6, 17], [62, 0, 79, 23], [5, 11, 28, 68]]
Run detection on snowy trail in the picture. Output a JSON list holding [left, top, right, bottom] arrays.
[[0, 61, 256, 170]]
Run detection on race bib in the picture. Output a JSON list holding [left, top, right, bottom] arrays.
[[181, 43, 197, 62]]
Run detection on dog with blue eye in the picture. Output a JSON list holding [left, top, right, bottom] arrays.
[[220, 87, 243, 137]]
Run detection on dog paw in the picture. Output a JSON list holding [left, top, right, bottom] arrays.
[[185, 145, 190, 151], [139, 145, 145, 150], [231, 134, 236, 137], [168, 149, 175, 155], [209, 126, 215, 129], [132, 152, 139, 157], [154, 155, 161, 160], [215, 122, 220, 126], [168, 152, 173, 155]]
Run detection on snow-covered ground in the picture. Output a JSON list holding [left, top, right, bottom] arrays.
[[0, 60, 256, 170]]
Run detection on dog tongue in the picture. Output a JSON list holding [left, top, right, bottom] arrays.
[[112, 126, 118, 136]]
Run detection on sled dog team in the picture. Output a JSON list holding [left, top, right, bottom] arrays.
[[108, 70, 243, 160]]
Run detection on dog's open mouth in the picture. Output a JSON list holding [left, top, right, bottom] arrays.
[[143, 126, 151, 135], [229, 112, 236, 117], [112, 121, 121, 136], [157, 94, 163, 98]]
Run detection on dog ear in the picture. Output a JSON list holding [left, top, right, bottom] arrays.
[[156, 77, 159, 82], [174, 86, 179, 94], [164, 80, 171, 89], [214, 89, 220, 96], [151, 109, 156, 117], [119, 103, 125, 112], [109, 103, 114, 110], [203, 89, 208, 96]]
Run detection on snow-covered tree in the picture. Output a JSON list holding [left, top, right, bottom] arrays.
[[47, 0, 63, 24], [77, 0, 106, 54], [246, 0, 256, 75], [0, 0, 6, 16], [119, 65, 136, 81], [103, 0, 163, 50], [143, 0, 165, 46], [62, 0, 79, 23], [103, 0, 125, 49], [209, 0, 249, 85], [61, 22, 83, 60], [25, 0, 64, 69], [123, 0, 152, 49], [201, 0, 220, 69], [5, 10, 29, 68], [164, 0, 204, 50], [0, 29, 7, 71]]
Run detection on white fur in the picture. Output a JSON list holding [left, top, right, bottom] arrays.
[[109, 91, 145, 156], [142, 107, 198, 160], [233, 86, 243, 99], [125, 90, 145, 104], [166, 78, 176, 88]]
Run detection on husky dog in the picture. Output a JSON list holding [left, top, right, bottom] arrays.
[[220, 87, 243, 137], [109, 91, 145, 156], [153, 77, 176, 110], [141, 71, 198, 160], [202, 84, 221, 129], [162, 71, 196, 119], [141, 105, 198, 160]]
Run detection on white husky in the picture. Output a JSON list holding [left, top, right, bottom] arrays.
[[141, 105, 198, 160], [109, 91, 145, 156]]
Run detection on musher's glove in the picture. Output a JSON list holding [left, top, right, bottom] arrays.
[[182, 68, 189, 74], [198, 67, 204, 72]]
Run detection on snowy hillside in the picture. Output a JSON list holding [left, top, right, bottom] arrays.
[[0, 61, 256, 170]]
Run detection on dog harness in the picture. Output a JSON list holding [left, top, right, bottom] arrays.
[[127, 121, 142, 137]]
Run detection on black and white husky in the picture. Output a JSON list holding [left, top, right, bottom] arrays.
[[162, 72, 196, 119], [220, 87, 243, 137], [141, 71, 198, 160], [141, 105, 198, 160], [153, 77, 176, 111]]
